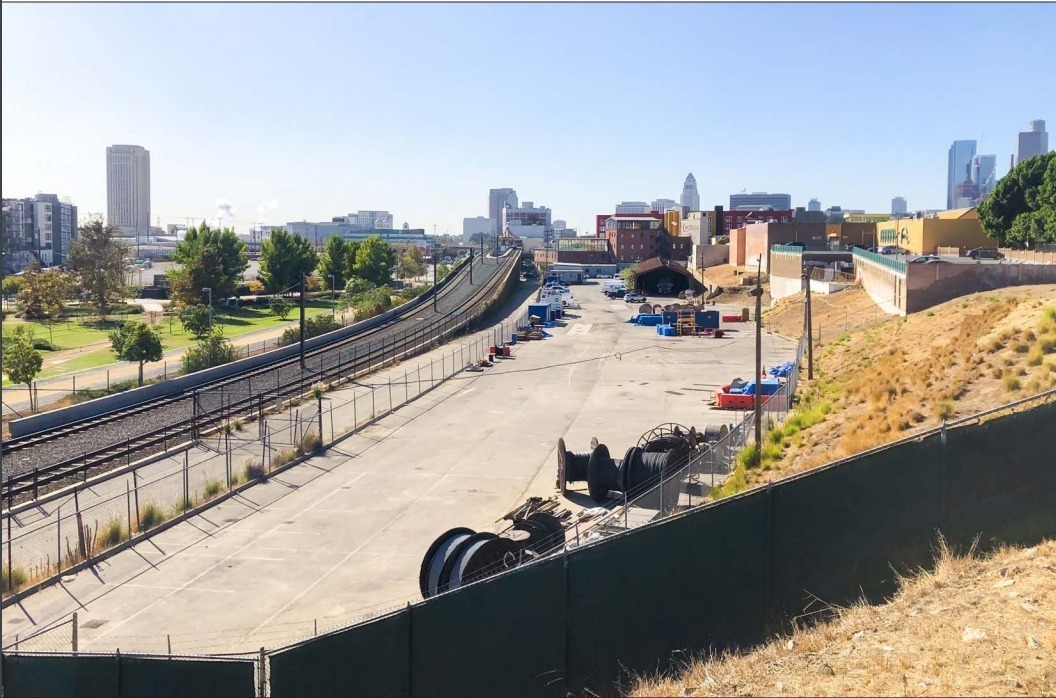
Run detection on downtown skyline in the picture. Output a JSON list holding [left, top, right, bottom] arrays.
[[3, 3, 1055, 236]]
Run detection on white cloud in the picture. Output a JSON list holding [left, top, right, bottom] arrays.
[[256, 199, 279, 216], [215, 197, 237, 220]]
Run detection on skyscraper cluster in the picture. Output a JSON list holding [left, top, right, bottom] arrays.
[[946, 119, 1050, 210]]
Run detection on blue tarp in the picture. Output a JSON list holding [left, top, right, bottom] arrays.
[[769, 361, 797, 378], [730, 379, 783, 396]]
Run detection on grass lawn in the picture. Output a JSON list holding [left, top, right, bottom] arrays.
[[1, 300, 335, 384]]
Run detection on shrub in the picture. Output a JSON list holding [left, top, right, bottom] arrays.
[[278, 314, 340, 346], [2, 567, 28, 594], [1027, 348, 1044, 366], [101, 518, 126, 548], [1012, 342, 1030, 354], [243, 458, 265, 481], [138, 502, 166, 531], [231, 419, 244, 431], [203, 479, 224, 498], [1004, 375, 1021, 392], [270, 449, 297, 470], [934, 400, 956, 420], [1039, 337, 1056, 354], [181, 329, 237, 374], [737, 442, 761, 470], [175, 497, 194, 514], [298, 430, 322, 456]]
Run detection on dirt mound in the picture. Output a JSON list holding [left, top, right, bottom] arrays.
[[633, 538, 1056, 697]]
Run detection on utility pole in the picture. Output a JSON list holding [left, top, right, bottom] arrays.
[[202, 287, 213, 329], [752, 255, 763, 450], [803, 268, 814, 380], [299, 273, 307, 368], [468, 248, 473, 284], [433, 246, 438, 311]]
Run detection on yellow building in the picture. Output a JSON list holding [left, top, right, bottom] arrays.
[[663, 209, 682, 237], [877, 208, 996, 254]]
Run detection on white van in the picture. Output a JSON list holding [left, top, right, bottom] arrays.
[[602, 279, 627, 295]]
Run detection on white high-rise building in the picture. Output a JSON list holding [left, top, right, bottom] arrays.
[[807, 198, 821, 212], [971, 155, 997, 199], [891, 197, 908, 216], [106, 145, 151, 237], [680, 173, 700, 211], [651, 198, 679, 213], [1015, 120, 1049, 165]]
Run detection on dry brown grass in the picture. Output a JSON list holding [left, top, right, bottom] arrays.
[[632, 538, 1056, 697], [738, 287, 1056, 493]]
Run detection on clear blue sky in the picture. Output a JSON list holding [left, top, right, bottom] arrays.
[[3, 3, 1054, 235]]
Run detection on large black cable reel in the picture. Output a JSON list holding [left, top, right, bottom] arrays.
[[419, 527, 475, 598], [556, 436, 597, 493]]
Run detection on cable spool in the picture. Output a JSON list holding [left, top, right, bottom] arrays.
[[419, 527, 475, 598], [526, 511, 565, 552], [587, 444, 623, 502], [622, 442, 690, 494], [702, 423, 729, 443], [556, 437, 596, 492], [438, 532, 499, 594], [458, 536, 520, 587]]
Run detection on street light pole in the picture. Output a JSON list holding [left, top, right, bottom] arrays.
[[752, 256, 763, 451], [202, 287, 212, 329], [433, 246, 438, 311]]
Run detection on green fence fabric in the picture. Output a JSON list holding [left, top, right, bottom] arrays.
[[270, 610, 409, 698], [0, 654, 253, 698], [119, 656, 255, 698], [567, 493, 770, 694], [1, 654, 118, 698], [943, 401, 1056, 549], [770, 434, 945, 614], [410, 556, 566, 698]]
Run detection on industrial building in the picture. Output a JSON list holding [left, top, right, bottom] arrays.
[[878, 208, 996, 255]]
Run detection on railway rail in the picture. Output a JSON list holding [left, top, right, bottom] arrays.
[[2, 251, 520, 505]]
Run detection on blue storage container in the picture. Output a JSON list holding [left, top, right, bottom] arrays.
[[528, 303, 551, 322], [696, 310, 720, 329], [662, 311, 678, 325], [638, 314, 662, 327]]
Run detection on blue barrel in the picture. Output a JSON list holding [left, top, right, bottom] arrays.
[[510, 334, 518, 344]]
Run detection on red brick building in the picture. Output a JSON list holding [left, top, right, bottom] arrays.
[[602, 214, 692, 264], [720, 209, 794, 234], [595, 211, 662, 237]]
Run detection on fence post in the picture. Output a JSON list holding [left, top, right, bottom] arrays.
[[183, 451, 189, 507], [167, 634, 172, 656], [6, 512, 12, 593], [126, 481, 133, 539], [417, 364, 422, 395], [388, 375, 393, 415], [56, 504, 62, 573], [353, 391, 358, 430], [258, 647, 266, 698], [132, 470, 141, 533], [371, 385, 376, 420], [405, 370, 409, 403], [107, 370, 110, 392], [317, 394, 324, 447]]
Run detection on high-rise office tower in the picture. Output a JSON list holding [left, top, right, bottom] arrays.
[[947, 140, 976, 210], [488, 188, 518, 233], [807, 198, 821, 212], [680, 173, 700, 211], [891, 197, 908, 216], [106, 145, 151, 237], [729, 192, 792, 211], [1015, 120, 1049, 165], [971, 155, 997, 199]]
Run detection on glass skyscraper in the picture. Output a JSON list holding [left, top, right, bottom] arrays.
[[947, 140, 976, 210]]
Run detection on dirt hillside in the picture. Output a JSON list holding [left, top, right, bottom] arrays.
[[715, 284, 1056, 496], [633, 538, 1056, 697]]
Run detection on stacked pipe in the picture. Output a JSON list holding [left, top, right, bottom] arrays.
[[419, 511, 565, 599]]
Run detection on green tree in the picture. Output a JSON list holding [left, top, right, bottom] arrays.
[[16, 262, 74, 320], [278, 313, 341, 346], [269, 296, 292, 320], [353, 236, 394, 287], [318, 235, 348, 290], [1, 326, 43, 411], [109, 321, 164, 386], [171, 223, 248, 300], [2, 276, 24, 298], [979, 152, 1056, 248], [179, 304, 213, 339], [397, 247, 427, 280], [619, 263, 639, 287], [435, 263, 452, 282], [259, 229, 318, 294], [66, 217, 130, 317], [181, 327, 238, 374]]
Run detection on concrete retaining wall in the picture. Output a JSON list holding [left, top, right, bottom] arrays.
[[854, 255, 906, 315], [9, 257, 472, 438], [905, 261, 1056, 313]]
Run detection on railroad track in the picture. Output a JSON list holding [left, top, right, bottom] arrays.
[[2, 252, 520, 504]]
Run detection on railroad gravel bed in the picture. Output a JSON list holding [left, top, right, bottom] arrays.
[[2, 256, 514, 482]]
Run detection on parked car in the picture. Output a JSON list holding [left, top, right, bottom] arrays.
[[966, 247, 1004, 260], [909, 255, 944, 264], [879, 245, 910, 255], [847, 243, 868, 251], [624, 292, 647, 303]]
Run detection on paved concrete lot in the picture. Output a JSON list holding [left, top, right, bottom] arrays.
[[1, 281, 797, 654]]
